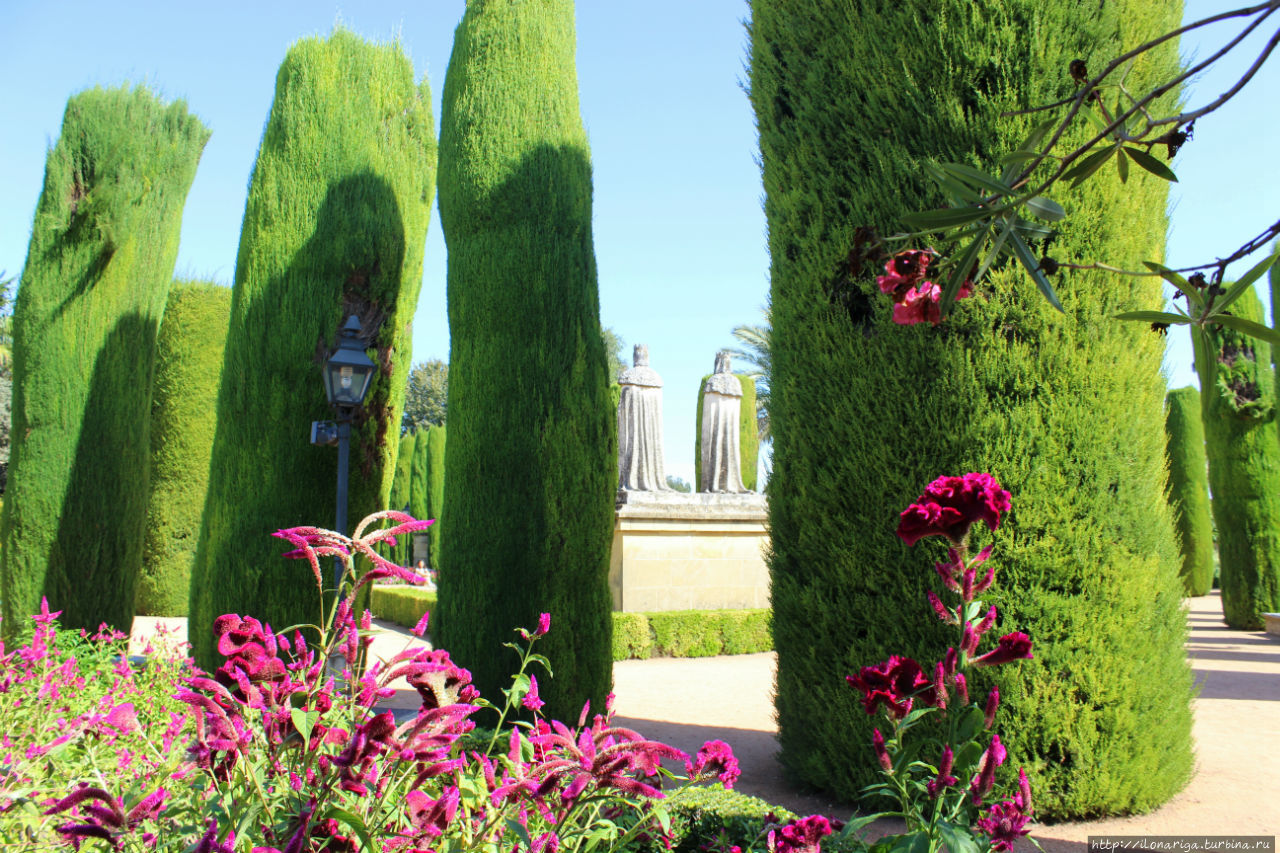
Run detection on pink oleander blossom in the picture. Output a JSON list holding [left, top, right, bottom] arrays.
[[897, 473, 1011, 546]]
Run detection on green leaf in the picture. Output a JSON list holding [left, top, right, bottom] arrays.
[[1082, 103, 1111, 136], [1025, 196, 1065, 222], [1211, 248, 1280, 315], [289, 708, 319, 750], [1114, 310, 1191, 325], [936, 820, 982, 853], [325, 807, 375, 852], [938, 162, 1015, 196], [899, 704, 938, 729], [941, 222, 991, 316], [925, 163, 983, 205], [956, 707, 986, 744], [1210, 314, 1280, 348], [1124, 146, 1178, 182], [1062, 145, 1117, 187], [976, 218, 1013, 283], [900, 205, 996, 231], [842, 813, 893, 833], [1011, 218, 1055, 240], [1000, 118, 1057, 184], [1116, 147, 1130, 183], [1009, 230, 1064, 312], [506, 818, 533, 850], [1143, 261, 1204, 311]]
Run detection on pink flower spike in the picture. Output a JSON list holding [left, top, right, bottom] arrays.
[[984, 687, 1000, 729], [535, 613, 551, 637], [974, 562, 996, 594], [961, 567, 976, 601], [872, 729, 892, 773], [927, 591, 956, 625], [954, 673, 969, 705], [522, 675, 546, 712], [411, 610, 430, 638], [1017, 766, 1033, 813]]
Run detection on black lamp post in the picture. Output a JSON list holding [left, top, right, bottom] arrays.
[[311, 314, 376, 593]]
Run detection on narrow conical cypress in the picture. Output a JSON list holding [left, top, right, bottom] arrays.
[[189, 31, 436, 665], [436, 0, 615, 721], [1164, 387, 1215, 596], [137, 281, 233, 616], [425, 425, 446, 571], [1194, 289, 1280, 628], [1, 86, 208, 634], [409, 426, 430, 567], [388, 430, 417, 566], [751, 0, 1193, 817]]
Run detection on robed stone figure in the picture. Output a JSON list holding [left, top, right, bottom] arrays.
[[617, 344, 670, 491], [700, 351, 748, 493]]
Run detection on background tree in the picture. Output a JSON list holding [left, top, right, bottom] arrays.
[[1194, 287, 1280, 628], [403, 360, 449, 431], [601, 326, 626, 383], [409, 425, 431, 563], [726, 308, 771, 442], [751, 0, 1193, 818], [435, 0, 615, 721], [137, 281, 232, 616], [1164, 386, 1216, 597], [388, 430, 418, 566], [189, 31, 436, 665], [665, 475, 692, 493], [0, 86, 208, 634]]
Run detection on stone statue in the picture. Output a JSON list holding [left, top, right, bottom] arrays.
[[617, 344, 670, 491], [700, 351, 748, 493]]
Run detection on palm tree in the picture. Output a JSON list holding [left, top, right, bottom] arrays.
[[727, 306, 771, 442]]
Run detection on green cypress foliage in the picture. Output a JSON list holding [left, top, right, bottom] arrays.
[[137, 281, 232, 616], [435, 0, 615, 721], [389, 430, 417, 566], [426, 425, 446, 571], [409, 426, 430, 566], [189, 31, 436, 665], [1164, 387, 1215, 597], [1194, 289, 1280, 629], [694, 374, 759, 492], [751, 0, 1193, 817], [0, 87, 208, 634]]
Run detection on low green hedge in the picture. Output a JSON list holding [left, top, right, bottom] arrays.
[[370, 587, 771, 661]]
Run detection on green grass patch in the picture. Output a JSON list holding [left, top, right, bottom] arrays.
[[370, 587, 771, 661]]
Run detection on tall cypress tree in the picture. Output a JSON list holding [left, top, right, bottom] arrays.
[[189, 31, 436, 665], [1, 86, 208, 633], [1194, 289, 1280, 628], [751, 0, 1193, 817], [1164, 386, 1215, 597], [388, 430, 417, 566], [138, 281, 233, 616], [425, 425, 446, 571], [409, 426, 430, 566], [435, 0, 615, 721]]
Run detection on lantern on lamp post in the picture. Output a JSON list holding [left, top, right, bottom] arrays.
[[311, 314, 376, 593]]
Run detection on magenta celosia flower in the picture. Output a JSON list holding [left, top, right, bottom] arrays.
[[523, 675, 546, 712], [527, 715, 687, 807], [984, 687, 1000, 729], [193, 818, 235, 853], [536, 612, 551, 636], [927, 591, 956, 625], [688, 739, 741, 789], [972, 632, 1033, 667], [969, 734, 1007, 805], [410, 609, 430, 637], [871, 729, 892, 773], [768, 815, 833, 853], [975, 797, 1033, 851], [897, 473, 1012, 546], [846, 655, 933, 718], [926, 745, 958, 798]]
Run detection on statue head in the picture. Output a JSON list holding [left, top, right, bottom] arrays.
[[714, 350, 731, 374], [633, 344, 649, 367]]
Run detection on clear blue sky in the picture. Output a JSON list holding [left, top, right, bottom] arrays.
[[2, 1, 1275, 485]]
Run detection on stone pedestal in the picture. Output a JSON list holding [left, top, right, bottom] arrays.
[[611, 491, 769, 612]]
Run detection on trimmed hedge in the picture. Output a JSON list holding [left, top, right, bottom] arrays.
[[1194, 287, 1280, 629], [426, 425, 446, 570], [750, 0, 1193, 818], [694, 373, 759, 492], [1164, 386, 1215, 597], [0, 86, 208, 634], [436, 0, 616, 722], [189, 30, 436, 667], [372, 587, 771, 662], [137, 281, 233, 616]]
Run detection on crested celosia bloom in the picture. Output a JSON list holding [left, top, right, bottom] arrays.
[[972, 632, 1034, 668], [896, 473, 1012, 546], [975, 796, 1033, 851], [846, 655, 934, 718], [687, 739, 741, 789], [768, 815, 833, 853]]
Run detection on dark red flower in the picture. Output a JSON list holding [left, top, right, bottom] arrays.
[[972, 632, 1033, 668], [974, 797, 1032, 851], [846, 655, 934, 718], [768, 815, 832, 853], [897, 473, 1012, 546]]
